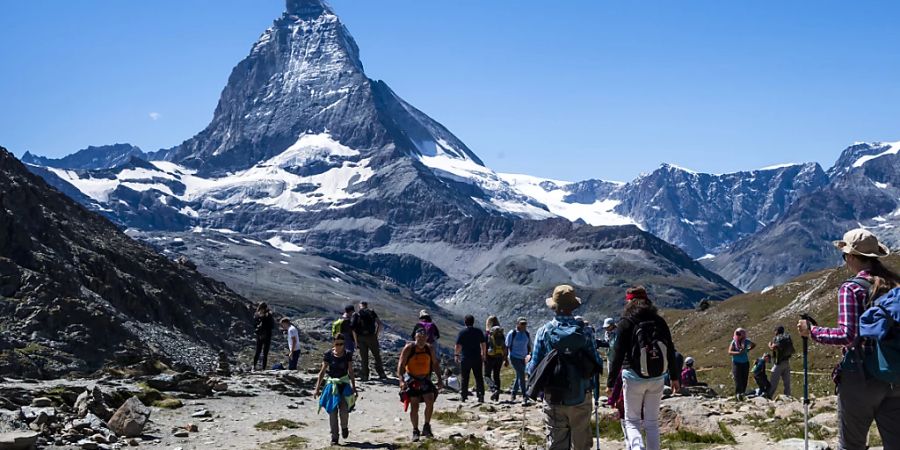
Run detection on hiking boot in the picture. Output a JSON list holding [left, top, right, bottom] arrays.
[[460, 394, 468, 402], [342, 428, 349, 439], [477, 396, 484, 404], [422, 423, 434, 438], [510, 394, 517, 402], [331, 437, 339, 445], [491, 391, 500, 402], [412, 428, 421, 442]]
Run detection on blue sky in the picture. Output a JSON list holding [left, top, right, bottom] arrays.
[[2, 1, 899, 182]]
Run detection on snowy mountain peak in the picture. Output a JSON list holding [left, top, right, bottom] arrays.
[[286, 0, 332, 17], [828, 140, 900, 178]]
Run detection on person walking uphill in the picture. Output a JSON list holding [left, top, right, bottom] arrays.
[[351, 301, 387, 381], [280, 318, 302, 370], [528, 285, 603, 450], [253, 302, 275, 371], [314, 335, 357, 445], [484, 315, 507, 402], [506, 317, 532, 404], [797, 229, 900, 450], [606, 286, 679, 450], [399, 328, 443, 442], [728, 328, 755, 398], [767, 325, 794, 398], [455, 315, 486, 403]]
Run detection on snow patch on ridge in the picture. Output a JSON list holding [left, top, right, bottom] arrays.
[[500, 173, 636, 227], [853, 141, 900, 168], [267, 236, 304, 252]]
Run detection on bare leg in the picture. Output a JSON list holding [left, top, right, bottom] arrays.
[[410, 398, 421, 430], [423, 393, 435, 425]]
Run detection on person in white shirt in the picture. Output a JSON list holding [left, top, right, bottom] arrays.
[[281, 318, 301, 370]]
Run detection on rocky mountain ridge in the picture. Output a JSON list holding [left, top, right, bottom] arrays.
[[0, 146, 253, 378]]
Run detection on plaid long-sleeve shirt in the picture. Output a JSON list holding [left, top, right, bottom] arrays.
[[810, 270, 871, 347]]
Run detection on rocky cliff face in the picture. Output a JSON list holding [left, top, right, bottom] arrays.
[[0, 147, 252, 378], [708, 141, 900, 291], [614, 163, 829, 258]]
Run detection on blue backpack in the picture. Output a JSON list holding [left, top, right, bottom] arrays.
[[535, 322, 601, 405], [858, 286, 900, 383]]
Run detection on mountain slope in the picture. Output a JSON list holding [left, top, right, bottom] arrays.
[[669, 253, 900, 397], [0, 147, 252, 378], [708, 141, 900, 291]]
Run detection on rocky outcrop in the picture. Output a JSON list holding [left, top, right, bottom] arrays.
[[0, 147, 253, 378], [22, 144, 144, 171]]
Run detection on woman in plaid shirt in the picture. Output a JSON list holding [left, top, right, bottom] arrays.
[[797, 228, 900, 450]]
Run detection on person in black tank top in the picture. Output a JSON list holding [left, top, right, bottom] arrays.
[[314, 336, 357, 445]]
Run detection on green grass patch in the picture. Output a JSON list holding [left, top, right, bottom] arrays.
[[433, 408, 472, 425], [396, 435, 489, 450], [593, 415, 625, 440], [254, 419, 305, 431], [152, 398, 183, 409], [869, 424, 884, 447], [369, 428, 386, 434], [746, 412, 833, 441], [261, 435, 308, 449], [524, 431, 543, 446]]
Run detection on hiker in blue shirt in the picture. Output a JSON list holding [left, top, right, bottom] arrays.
[[505, 317, 532, 404], [528, 285, 603, 450]]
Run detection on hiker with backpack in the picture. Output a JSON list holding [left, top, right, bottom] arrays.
[[527, 285, 602, 450], [351, 301, 387, 381], [751, 353, 772, 398], [280, 318, 302, 370], [606, 286, 679, 450], [767, 325, 794, 398], [797, 229, 900, 449], [412, 310, 441, 351], [483, 315, 507, 402], [727, 328, 755, 398], [455, 314, 487, 403], [333, 305, 356, 355], [398, 328, 443, 442], [252, 302, 275, 371], [506, 317, 532, 404], [314, 334, 357, 446]]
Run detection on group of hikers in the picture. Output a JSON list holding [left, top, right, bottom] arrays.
[[248, 228, 899, 450]]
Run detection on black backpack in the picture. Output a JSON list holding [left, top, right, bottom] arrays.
[[356, 309, 377, 335], [626, 318, 669, 378]]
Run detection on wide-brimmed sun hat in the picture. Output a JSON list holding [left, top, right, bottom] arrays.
[[546, 284, 581, 311], [834, 228, 890, 258]]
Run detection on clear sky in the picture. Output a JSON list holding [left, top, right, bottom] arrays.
[[2, 1, 899, 182]]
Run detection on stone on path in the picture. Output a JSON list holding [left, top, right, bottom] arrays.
[[0, 431, 40, 450], [107, 397, 150, 438]]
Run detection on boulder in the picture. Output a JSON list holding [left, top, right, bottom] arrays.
[[74, 387, 112, 420], [28, 398, 51, 408], [18, 408, 54, 423], [659, 397, 723, 436], [175, 379, 212, 396], [72, 413, 107, 432], [774, 401, 804, 419], [0, 431, 39, 450], [145, 374, 178, 392], [107, 397, 150, 438]]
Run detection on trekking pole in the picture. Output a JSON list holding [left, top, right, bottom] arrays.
[[594, 398, 601, 449], [799, 313, 818, 450]]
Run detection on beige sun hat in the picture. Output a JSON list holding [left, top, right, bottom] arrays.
[[545, 284, 582, 311], [833, 228, 890, 258]]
